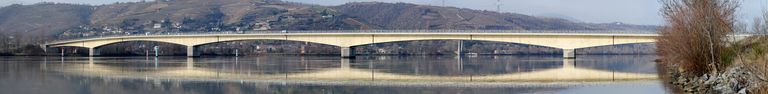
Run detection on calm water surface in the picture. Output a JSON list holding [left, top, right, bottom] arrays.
[[0, 55, 668, 94]]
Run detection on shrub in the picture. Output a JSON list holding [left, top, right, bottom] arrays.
[[657, 0, 738, 75]]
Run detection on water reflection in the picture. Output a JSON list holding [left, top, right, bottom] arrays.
[[44, 55, 658, 82], [354, 56, 565, 76], [575, 55, 658, 73], [0, 55, 667, 94]]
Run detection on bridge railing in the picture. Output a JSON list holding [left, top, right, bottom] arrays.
[[51, 30, 658, 43]]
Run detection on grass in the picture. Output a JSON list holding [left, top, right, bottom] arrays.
[[735, 36, 768, 94]]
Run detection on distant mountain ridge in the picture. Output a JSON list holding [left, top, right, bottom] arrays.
[[0, 0, 657, 54]]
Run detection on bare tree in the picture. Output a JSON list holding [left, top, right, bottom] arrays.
[[754, 12, 768, 36]]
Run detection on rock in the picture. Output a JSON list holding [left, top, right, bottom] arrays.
[[737, 88, 746, 94], [703, 74, 710, 81]]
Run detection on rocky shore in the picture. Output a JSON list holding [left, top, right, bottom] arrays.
[[665, 65, 749, 93]]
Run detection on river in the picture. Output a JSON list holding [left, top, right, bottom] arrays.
[[0, 55, 669, 94]]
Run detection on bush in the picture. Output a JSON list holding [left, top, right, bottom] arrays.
[[657, 0, 738, 75]]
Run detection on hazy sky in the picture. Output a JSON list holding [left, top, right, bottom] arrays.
[[1, 0, 766, 25]]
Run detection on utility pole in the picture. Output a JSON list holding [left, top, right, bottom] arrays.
[[442, 0, 446, 7], [426, 20, 430, 30], [144, 45, 148, 57], [497, 0, 502, 13]]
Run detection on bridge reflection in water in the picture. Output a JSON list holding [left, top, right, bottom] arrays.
[[53, 55, 657, 82]]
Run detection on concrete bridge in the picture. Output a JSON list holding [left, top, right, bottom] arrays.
[[44, 30, 660, 58]]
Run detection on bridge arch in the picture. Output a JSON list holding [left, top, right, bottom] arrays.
[[93, 40, 189, 56], [578, 42, 656, 49], [48, 38, 190, 48], [92, 40, 187, 49], [576, 42, 656, 55], [192, 39, 341, 56], [192, 39, 339, 48], [350, 39, 562, 55], [349, 39, 560, 49]]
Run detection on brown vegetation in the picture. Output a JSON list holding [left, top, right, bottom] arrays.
[[658, 0, 768, 93], [739, 37, 768, 94], [657, 0, 738, 75], [742, 12, 768, 94]]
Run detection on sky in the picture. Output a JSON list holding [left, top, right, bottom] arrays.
[[1, 0, 766, 25]]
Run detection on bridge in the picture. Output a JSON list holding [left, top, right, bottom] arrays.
[[44, 30, 660, 58]]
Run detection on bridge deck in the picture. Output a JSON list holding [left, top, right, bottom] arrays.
[[48, 30, 659, 45]]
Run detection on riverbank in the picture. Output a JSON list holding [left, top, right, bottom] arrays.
[[661, 37, 768, 94], [662, 63, 749, 93]]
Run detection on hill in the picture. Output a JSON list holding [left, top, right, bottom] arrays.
[[0, 0, 657, 55]]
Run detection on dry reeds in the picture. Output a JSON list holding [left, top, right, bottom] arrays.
[[657, 0, 738, 75], [738, 37, 768, 94], [745, 12, 768, 94]]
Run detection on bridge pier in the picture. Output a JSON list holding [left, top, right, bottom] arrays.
[[456, 40, 463, 56], [563, 59, 575, 69], [60, 48, 64, 57], [340, 58, 351, 69], [341, 47, 356, 58], [563, 49, 576, 59], [187, 46, 200, 57], [88, 48, 101, 57], [186, 57, 194, 69]]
